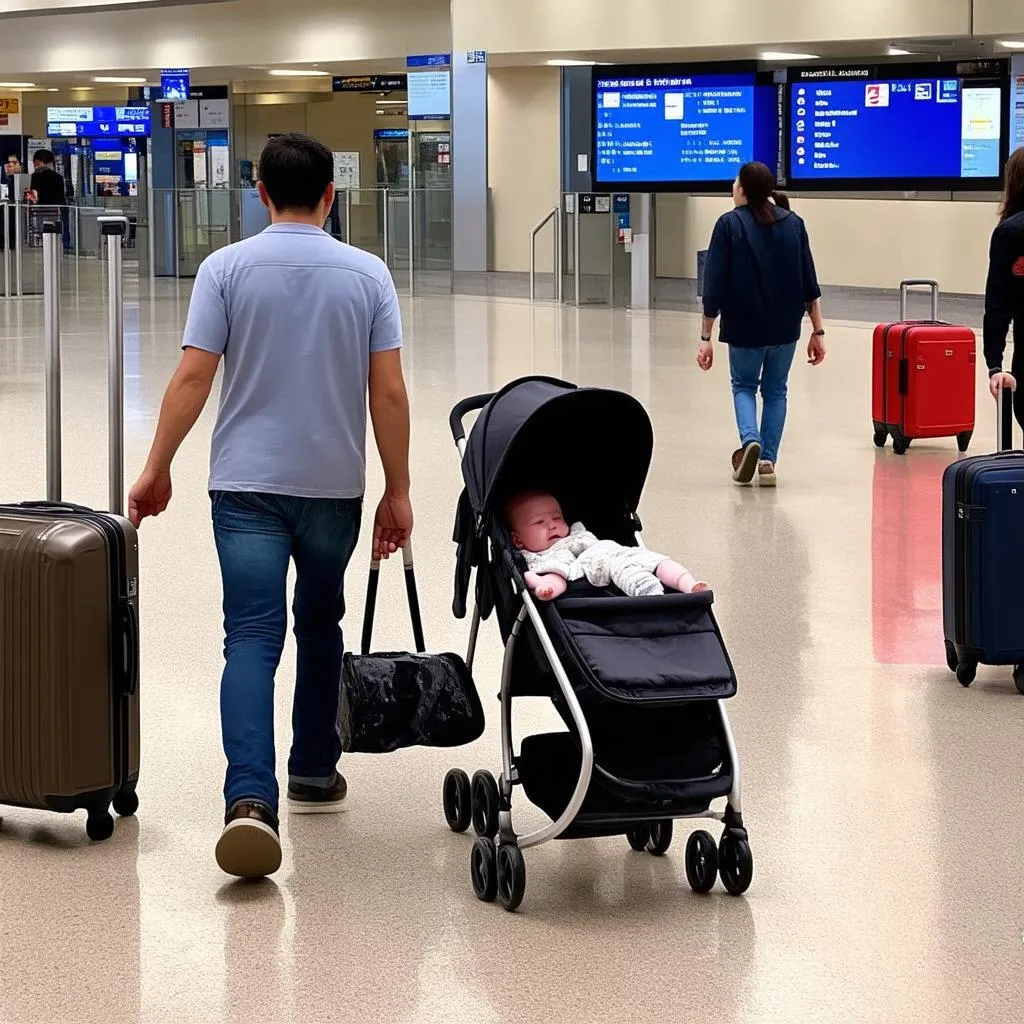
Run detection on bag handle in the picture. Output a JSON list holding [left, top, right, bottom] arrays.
[[899, 278, 939, 322], [360, 542, 426, 655], [998, 382, 1016, 453]]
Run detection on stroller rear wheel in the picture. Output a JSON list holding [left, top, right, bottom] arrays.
[[496, 843, 527, 912], [471, 837, 498, 902], [443, 769, 472, 833], [684, 830, 719, 893], [626, 825, 650, 852], [646, 820, 673, 857], [471, 770, 500, 838], [718, 833, 754, 896]]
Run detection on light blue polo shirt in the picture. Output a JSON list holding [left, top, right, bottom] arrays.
[[182, 223, 402, 498]]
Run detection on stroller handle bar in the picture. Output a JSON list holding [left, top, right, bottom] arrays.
[[449, 393, 495, 447]]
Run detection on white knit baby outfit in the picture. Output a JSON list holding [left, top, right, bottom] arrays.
[[520, 522, 679, 597]]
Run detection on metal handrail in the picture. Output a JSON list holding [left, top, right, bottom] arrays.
[[528, 205, 561, 302]]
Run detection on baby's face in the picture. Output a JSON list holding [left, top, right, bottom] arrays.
[[509, 494, 569, 553]]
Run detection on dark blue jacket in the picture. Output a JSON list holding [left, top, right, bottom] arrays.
[[702, 205, 821, 349], [983, 209, 1024, 374]]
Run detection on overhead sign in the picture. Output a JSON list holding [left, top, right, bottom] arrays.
[[373, 128, 408, 139], [46, 105, 151, 138], [161, 68, 190, 100], [333, 75, 406, 93], [407, 54, 450, 68]]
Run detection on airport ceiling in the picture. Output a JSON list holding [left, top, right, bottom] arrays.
[[3, 35, 1017, 92]]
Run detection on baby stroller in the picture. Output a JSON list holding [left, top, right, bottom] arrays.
[[442, 376, 752, 912]]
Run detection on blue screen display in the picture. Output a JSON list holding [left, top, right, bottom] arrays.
[[161, 69, 190, 100], [46, 106, 151, 139], [789, 76, 1003, 182], [595, 72, 759, 184]]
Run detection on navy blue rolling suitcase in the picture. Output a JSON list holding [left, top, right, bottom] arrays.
[[942, 390, 1024, 692]]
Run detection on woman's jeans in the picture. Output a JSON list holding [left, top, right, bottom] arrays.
[[211, 492, 361, 813], [728, 342, 798, 464]]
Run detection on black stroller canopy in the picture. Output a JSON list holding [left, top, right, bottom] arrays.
[[462, 377, 654, 523]]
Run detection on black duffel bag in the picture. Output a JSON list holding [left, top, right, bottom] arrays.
[[338, 544, 484, 754]]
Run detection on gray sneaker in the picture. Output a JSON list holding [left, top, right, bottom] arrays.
[[287, 772, 348, 814], [215, 801, 282, 878]]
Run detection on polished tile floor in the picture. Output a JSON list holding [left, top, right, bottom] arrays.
[[2, 262, 1023, 1024]]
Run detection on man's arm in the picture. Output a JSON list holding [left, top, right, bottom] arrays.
[[984, 225, 1014, 376], [145, 348, 221, 471], [368, 348, 410, 497], [368, 348, 413, 559]]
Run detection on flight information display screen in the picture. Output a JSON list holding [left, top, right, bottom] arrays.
[[594, 67, 766, 188], [46, 106, 151, 138], [788, 64, 1007, 186]]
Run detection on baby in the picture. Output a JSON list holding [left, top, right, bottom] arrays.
[[506, 492, 708, 601]]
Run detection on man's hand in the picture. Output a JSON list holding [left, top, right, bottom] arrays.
[[807, 332, 826, 366], [990, 371, 1017, 400], [696, 340, 714, 372], [128, 466, 172, 528], [373, 492, 413, 561]]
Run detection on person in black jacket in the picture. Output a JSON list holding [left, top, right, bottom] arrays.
[[29, 149, 67, 206], [698, 162, 826, 486], [983, 147, 1024, 423]]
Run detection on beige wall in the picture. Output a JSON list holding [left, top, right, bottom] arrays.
[[655, 194, 998, 295], [0, 0, 449, 76], [974, 0, 1024, 35], [454, 0, 969, 55], [487, 67, 561, 273]]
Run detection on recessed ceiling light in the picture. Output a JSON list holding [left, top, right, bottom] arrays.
[[0, 81, 36, 88], [888, 47, 914, 56], [760, 51, 820, 61], [268, 69, 331, 77], [47, 88, 59, 92], [375, 99, 406, 106], [999, 41, 1024, 50], [546, 59, 611, 67], [92, 76, 147, 84]]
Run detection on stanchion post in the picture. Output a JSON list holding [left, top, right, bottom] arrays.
[[2, 204, 10, 299], [101, 218, 127, 515], [14, 200, 23, 297], [42, 221, 62, 501]]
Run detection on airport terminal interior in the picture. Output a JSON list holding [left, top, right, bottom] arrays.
[[3, 1, 1024, 1022]]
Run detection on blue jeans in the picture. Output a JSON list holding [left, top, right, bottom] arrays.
[[211, 492, 361, 813], [727, 342, 798, 465]]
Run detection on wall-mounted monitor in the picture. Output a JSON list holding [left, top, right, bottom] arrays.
[[592, 63, 779, 192], [161, 68, 190, 101], [786, 61, 1009, 190], [46, 106, 151, 138]]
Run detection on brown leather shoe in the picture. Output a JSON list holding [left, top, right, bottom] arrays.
[[215, 801, 282, 878], [731, 442, 761, 485]]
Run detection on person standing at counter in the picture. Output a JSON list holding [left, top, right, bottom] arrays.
[[983, 147, 1024, 422]]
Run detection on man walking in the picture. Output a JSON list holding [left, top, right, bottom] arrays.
[[129, 133, 413, 878]]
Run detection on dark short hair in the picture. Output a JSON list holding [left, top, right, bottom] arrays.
[[257, 133, 333, 212], [32, 149, 55, 165]]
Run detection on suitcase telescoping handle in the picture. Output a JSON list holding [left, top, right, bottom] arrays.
[[360, 542, 426, 655], [42, 218, 128, 514], [899, 279, 940, 322], [997, 382, 1016, 453]]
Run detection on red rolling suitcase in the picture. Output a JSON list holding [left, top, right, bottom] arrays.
[[871, 279, 976, 455]]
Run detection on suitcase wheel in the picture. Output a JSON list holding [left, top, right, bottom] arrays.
[[86, 809, 115, 842], [956, 662, 977, 688], [944, 641, 958, 675], [892, 437, 911, 456], [1014, 666, 1024, 696], [113, 789, 139, 818], [873, 429, 888, 449]]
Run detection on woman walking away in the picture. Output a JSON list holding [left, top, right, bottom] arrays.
[[698, 162, 826, 486], [983, 147, 1024, 422]]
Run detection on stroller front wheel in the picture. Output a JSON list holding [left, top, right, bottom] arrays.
[[443, 769, 472, 833], [646, 820, 673, 857], [496, 843, 527, 912], [470, 837, 498, 902], [718, 833, 754, 896], [684, 830, 719, 893], [626, 825, 650, 852]]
